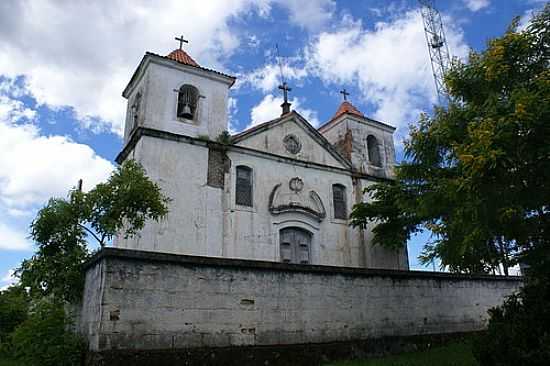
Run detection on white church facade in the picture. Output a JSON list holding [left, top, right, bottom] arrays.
[[114, 46, 408, 270]]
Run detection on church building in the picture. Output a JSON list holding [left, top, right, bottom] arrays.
[[114, 43, 408, 270]]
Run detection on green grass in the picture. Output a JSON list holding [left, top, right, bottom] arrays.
[[327, 341, 478, 366]]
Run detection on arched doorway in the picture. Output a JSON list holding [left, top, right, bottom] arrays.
[[279, 227, 312, 264]]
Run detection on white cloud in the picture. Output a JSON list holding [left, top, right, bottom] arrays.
[[276, 0, 335, 31], [0, 224, 31, 251], [0, 0, 335, 136], [227, 96, 239, 134], [463, 0, 490, 12], [238, 62, 309, 92], [0, 93, 114, 216], [249, 94, 319, 129], [306, 11, 469, 134]]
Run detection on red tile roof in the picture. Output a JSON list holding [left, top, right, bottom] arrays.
[[317, 101, 365, 131], [331, 101, 364, 120], [166, 49, 200, 67]]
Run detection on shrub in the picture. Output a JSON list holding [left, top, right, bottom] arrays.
[[10, 299, 84, 366], [473, 276, 550, 366], [0, 286, 29, 354]]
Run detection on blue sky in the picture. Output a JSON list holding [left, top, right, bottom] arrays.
[[0, 0, 544, 288]]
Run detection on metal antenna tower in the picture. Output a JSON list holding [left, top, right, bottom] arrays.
[[419, 0, 451, 103]]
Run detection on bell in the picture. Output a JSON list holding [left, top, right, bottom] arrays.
[[181, 104, 193, 119]]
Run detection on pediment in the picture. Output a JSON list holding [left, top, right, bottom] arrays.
[[232, 111, 351, 169]]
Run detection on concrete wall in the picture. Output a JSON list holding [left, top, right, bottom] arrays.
[[80, 248, 522, 352]]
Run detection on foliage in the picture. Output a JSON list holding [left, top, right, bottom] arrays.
[[473, 274, 550, 366], [0, 286, 29, 351], [9, 299, 84, 366], [17, 160, 170, 302], [216, 130, 232, 145], [350, 5, 550, 274], [329, 340, 477, 366]]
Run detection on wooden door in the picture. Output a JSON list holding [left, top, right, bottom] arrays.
[[279, 227, 311, 264]]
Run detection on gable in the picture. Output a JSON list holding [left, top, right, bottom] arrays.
[[233, 112, 350, 169]]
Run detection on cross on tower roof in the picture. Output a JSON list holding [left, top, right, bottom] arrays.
[[278, 81, 292, 115], [175, 35, 188, 50], [340, 88, 350, 101]]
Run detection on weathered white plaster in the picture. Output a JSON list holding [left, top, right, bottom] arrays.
[[235, 115, 348, 169], [115, 50, 407, 270], [320, 114, 396, 179], [123, 55, 233, 142]]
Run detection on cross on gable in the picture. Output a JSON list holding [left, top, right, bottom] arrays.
[[175, 35, 188, 50], [278, 82, 292, 103], [340, 88, 350, 101]]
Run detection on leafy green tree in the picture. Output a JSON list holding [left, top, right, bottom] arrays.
[[17, 160, 170, 302], [10, 299, 84, 366], [0, 285, 29, 348], [351, 5, 550, 275]]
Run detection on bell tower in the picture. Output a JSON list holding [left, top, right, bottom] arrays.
[[121, 38, 236, 143]]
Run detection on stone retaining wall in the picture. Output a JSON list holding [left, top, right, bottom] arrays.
[[79, 248, 521, 353]]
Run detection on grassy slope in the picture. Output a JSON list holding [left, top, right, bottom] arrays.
[[328, 341, 478, 366]]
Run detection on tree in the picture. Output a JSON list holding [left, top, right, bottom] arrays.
[[17, 160, 170, 302], [0, 285, 29, 347], [351, 5, 550, 275], [10, 299, 84, 366]]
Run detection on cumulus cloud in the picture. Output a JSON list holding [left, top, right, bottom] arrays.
[[0, 0, 335, 136], [463, 0, 490, 12], [238, 62, 309, 92], [249, 94, 319, 129], [306, 11, 469, 134], [276, 0, 335, 31], [0, 224, 31, 251], [0, 91, 114, 216]]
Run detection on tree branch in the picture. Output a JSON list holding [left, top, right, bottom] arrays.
[[78, 224, 103, 246]]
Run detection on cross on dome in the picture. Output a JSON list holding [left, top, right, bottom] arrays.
[[175, 35, 188, 50], [340, 88, 350, 101]]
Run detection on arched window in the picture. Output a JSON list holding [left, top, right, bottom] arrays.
[[177, 84, 199, 120], [367, 135, 382, 167], [280, 227, 312, 264], [332, 184, 347, 220], [235, 165, 253, 207]]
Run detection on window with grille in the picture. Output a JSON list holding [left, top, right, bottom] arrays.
[[177, 84, 199, 120], [367, 135, 382, 167], [235, 165, 253, 207], [333, 184, 347, 220]]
